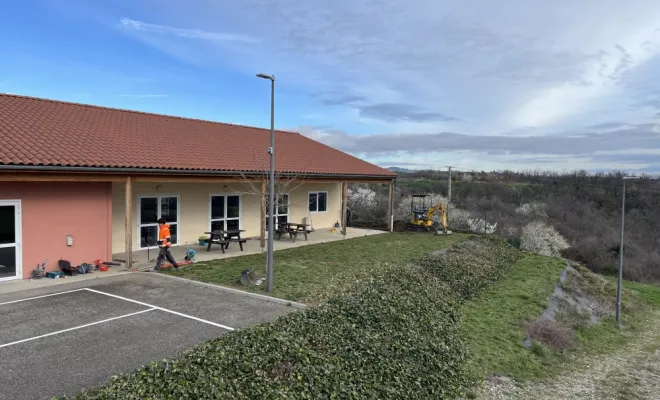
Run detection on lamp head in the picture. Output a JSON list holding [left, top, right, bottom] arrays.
[[256, 73, 275, 81]]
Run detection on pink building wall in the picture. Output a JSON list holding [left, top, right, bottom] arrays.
[[0, 182, 112, 279]]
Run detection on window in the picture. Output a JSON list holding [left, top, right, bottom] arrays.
[[267, 194, 289, 229], [210, 195, 241, 232], [308, 191, 328, 213], [138, 195, 179, 249]]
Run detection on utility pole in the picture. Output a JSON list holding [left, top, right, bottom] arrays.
[[445, 165, 455, 202], [445, 165, 455, 224], [616, 175, 636, 327], [484, 209, 487, 234], [257, 73, 276, 293]]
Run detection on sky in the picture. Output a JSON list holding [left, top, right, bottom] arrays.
[[2, 0, 660, 173]]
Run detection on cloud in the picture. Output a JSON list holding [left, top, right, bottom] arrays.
[[377, 161, 430, 167], [317, 92, 366, 106], [198, 3, 660, 129], [314, 90, 459, 123], [586, 121, 630, 129], [297, 123, 660, 158], [50, 1, 660, 172], [358, 103, 460, 123], [118, 17, 258, 44]]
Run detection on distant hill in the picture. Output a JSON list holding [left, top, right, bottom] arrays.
[[387, 166, 417, 173]]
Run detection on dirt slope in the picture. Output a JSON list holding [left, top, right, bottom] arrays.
[[477, 310, 660, 400]]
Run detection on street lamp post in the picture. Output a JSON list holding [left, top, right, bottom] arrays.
[[616, 175, 636, 327], [257, 73, 275, 292]]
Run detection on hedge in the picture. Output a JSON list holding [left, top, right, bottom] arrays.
[[415, 235, 523, 301], [61, 265, 471, 400], [61, 235, 521, 400]]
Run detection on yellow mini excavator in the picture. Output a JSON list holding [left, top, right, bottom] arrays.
[[406, 194, 452, 234]]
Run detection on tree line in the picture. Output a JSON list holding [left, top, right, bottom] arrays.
[[348, 169, 660, 283]]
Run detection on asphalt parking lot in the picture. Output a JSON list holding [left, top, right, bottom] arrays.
[[0, 273, 296, 400]]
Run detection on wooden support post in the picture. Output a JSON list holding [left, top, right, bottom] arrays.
[[124, 177, 133, 270], [260, 181, 266, 250], [341, 181, 348, 236], [388, 180, 394, 232]]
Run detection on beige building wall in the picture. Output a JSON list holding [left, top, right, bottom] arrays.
[[111, 181, 343, 253], [288, 182, 342, 230]]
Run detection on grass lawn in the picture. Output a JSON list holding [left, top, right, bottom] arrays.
[[164, 232, 468, 303], [461, 254, 566, 381], [461, 254, 660, 383]]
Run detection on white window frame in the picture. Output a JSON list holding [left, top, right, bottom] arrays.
[[308, 191, 329, 213], [0, 199, 22, 282], [267, 193, 290, 229], [208, 193, 243, 232], [136, 194, 181, 250]]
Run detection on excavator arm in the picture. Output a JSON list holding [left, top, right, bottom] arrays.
[[425, 203, 448, 231]]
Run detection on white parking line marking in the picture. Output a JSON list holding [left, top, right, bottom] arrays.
[[0, 308, 156, 349], [83, 288, 235, 331], [0, 289, 87, 307]]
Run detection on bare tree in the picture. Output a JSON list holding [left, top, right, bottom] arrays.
[[229, 154, 312, 250]]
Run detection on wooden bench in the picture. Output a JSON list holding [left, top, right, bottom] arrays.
[[275, 227, 307, 243], [205, 229, 245, 252], [205, 238, 228, 253], [205, 238, 249, 253], [274, 228, 289, 240], [225, 238, 248, 251]]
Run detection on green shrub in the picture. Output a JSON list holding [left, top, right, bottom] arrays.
[[507, 236, 521, 249], [415, 235, 523, 301], [61, 235, 526, 400], [62, 266, 471, 400]]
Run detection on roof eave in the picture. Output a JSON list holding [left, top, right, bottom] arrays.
[[0, 164, 397, 181]]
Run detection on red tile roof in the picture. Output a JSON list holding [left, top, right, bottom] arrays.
[[0, 94, 396, 179]]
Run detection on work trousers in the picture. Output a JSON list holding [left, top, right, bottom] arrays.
[[156, 246, 178, 269]]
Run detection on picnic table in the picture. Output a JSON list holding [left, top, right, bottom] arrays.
[[274, 222, 310, 243], [204, 229, 247, 253]]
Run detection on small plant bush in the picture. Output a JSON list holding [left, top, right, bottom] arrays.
[[526, 319, 574, 349], [347, 186, 377, 220], [515, 202, 548, 218], [447, 207, 472, 230], [520, 220, 570, 257], [467, 218, 497, 234], [62, 266, 471, 400], [507, 236, 522, 249], [415, 235, 523, 301]]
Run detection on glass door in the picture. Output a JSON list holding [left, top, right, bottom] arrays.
[[0, 200, 22, 281], [267, 194, 289, 229], [138, 195, 179, 249]]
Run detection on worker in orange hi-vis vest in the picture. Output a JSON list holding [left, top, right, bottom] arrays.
[[151, 217, 180, 271]]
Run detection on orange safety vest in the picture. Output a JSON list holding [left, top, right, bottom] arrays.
[[158, 224, 172, 248]]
